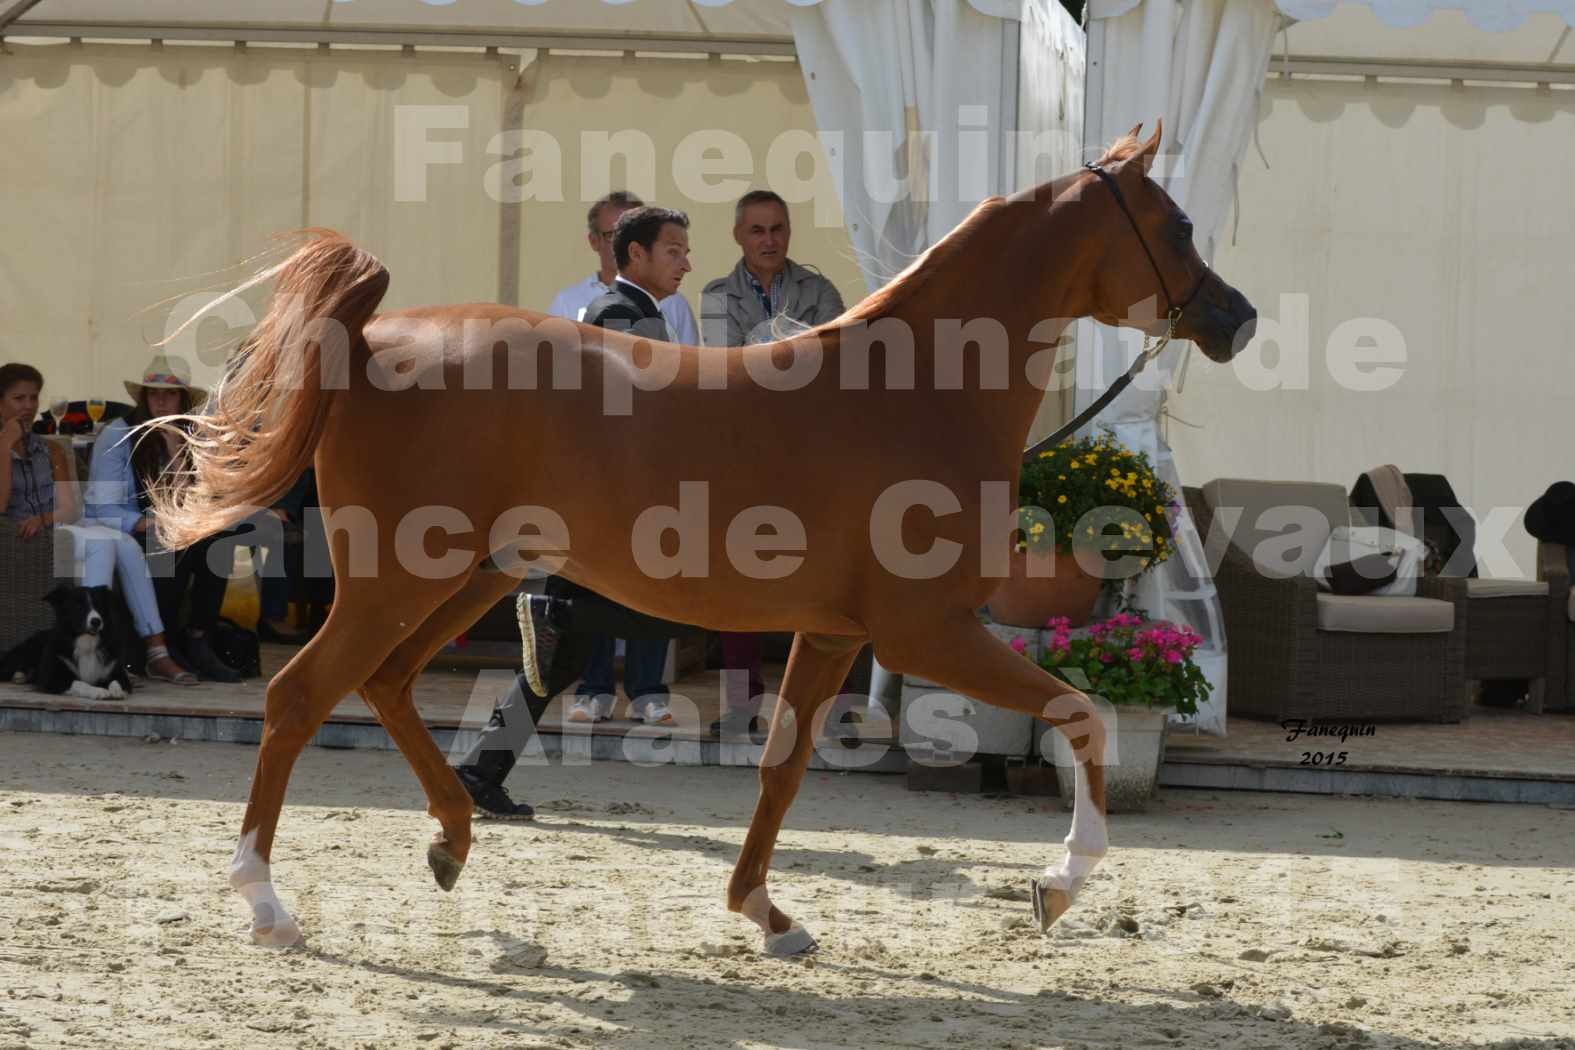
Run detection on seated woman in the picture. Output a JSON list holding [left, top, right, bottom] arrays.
[[1, 361, 196, 685], [86, 357, 244, 683]]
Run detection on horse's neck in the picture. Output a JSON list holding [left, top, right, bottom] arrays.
[[849, 196, 1098, 455]]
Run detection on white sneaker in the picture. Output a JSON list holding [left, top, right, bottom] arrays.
[[567, 695, 614, 723], [637, 700, 675, 726]]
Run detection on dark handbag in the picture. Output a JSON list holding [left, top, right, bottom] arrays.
[[1322, 553, 1400, 596], [209, 618, 262, 679]]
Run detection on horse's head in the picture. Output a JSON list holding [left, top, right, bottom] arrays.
[[1083, 122, 1256, 363]]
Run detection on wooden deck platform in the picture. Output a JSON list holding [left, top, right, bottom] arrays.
[[3, 641, 1573, 804]]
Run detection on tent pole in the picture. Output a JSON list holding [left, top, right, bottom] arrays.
[[496, 52, 526, 308], [999, 15, 1021, 195], [1082, 16, 1106, 161], [0, 0, 46, 32]]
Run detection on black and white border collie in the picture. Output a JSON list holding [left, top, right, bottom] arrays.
[[0, 585, 138, 700]]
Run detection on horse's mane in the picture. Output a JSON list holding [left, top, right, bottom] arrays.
[[842, 200, 1010, 323], [835, 133, 1144, 326], [1096, 133, 1145, 166]]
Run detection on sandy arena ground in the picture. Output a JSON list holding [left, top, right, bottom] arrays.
[[1, 731, 1572, 1050]]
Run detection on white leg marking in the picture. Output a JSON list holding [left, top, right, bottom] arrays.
[[1039, 763, 1109, 902], [230, 828, 301, 947], [66, 680, 111, 701], [738, 886, 775, 935]]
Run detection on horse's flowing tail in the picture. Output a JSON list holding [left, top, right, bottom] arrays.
[[147, 230, 389, 549]]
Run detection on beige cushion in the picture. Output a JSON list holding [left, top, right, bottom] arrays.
[[1317, 594, 1454, 634], [1467, 578, 1548, 599], [1203, 478, 1351, 579]]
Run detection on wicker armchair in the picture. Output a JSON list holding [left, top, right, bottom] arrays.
[[1186, 480, 1469, 724], [0, 519, 57, 654], [1537, 541, 1574, 711]]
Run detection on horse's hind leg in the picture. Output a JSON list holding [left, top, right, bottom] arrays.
[[357, 570, 522, 893], [229, 576, 469, 947], [874, 611, 1110, 931], [727, 631, 863, 956]]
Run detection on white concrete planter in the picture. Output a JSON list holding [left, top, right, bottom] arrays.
[[899, 622, 1041, 758], [1049, 703, 1172, 813]]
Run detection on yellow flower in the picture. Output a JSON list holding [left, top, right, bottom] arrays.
[[1057, 495, 1068, 504], [1039, 451, 1052, 460], [1058, 474, 1067, 481], [1070, 460, 1081, 469]]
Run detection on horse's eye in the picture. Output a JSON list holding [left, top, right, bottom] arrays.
[[1175, 217, 1194, 243]]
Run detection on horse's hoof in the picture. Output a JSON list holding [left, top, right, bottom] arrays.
[[1030, 878, 1072, 933], [763, 925, 819, 958], [427, 842, 465, 892], [250, 919, 304, 948]]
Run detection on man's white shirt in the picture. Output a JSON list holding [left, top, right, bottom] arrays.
[[547, 275, 698, 344]]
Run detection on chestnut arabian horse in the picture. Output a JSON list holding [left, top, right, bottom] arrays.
[[151, 125, 1256, 953]]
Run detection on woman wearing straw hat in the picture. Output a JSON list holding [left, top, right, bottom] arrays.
[[85, 354, 245, 683]]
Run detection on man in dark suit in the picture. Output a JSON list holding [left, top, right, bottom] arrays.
[[566, 207, 694, 727], [449, 207, 699, 820]]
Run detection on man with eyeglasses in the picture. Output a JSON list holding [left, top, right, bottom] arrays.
[[547, 190, 699, 342]]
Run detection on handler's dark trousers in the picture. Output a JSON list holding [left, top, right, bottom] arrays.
[[454, 576, 697, 784]]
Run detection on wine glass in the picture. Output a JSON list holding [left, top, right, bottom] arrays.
[[48, 398, 69, 433], [86, 398, 106, 432]]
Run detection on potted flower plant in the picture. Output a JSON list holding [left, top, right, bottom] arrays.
[[1032, 612, 1212, 812], [991, 433, 1178, 628]]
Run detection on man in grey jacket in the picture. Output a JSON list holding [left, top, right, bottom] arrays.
[[700, 190, 845, 739], [700, 190, 846, 349]]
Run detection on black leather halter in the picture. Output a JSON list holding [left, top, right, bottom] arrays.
[[1081, 161, 1207, 320], [1020, 163, 1208, 461]]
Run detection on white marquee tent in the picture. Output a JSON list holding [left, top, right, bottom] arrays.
[[0, 0, 1084, 442]]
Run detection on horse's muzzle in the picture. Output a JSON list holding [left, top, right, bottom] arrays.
[[1187, 276, 1256, 363]]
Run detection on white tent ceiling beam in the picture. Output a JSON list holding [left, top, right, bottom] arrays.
[[1276, 54, 1575, 84], [2, 21, 798, 55]]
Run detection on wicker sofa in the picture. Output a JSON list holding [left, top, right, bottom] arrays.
[[1186, 479, 1469, 724], [1537, 540, 1575, 711]]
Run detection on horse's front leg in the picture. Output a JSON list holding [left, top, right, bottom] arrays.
[[876, 611, 1110, 931], [727, 632, 863, 957]]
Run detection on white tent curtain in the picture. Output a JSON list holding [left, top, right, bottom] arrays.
[[789, 0, 1023, 292], [1077, 0, 1285, 734], [789, 0, 1083, 293]]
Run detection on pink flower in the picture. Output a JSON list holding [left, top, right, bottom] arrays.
[[1164, 650, 1183, 664], [1127, 647, 1144, 661], [1099, 651, 1115, 664], [1010, 636, 1028, 655], [1045, 616, 1072, 630]]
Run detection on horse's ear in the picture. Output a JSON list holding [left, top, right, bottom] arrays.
[[1127, 122, 1144, 140], [1138, 120, 1163, 168]]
